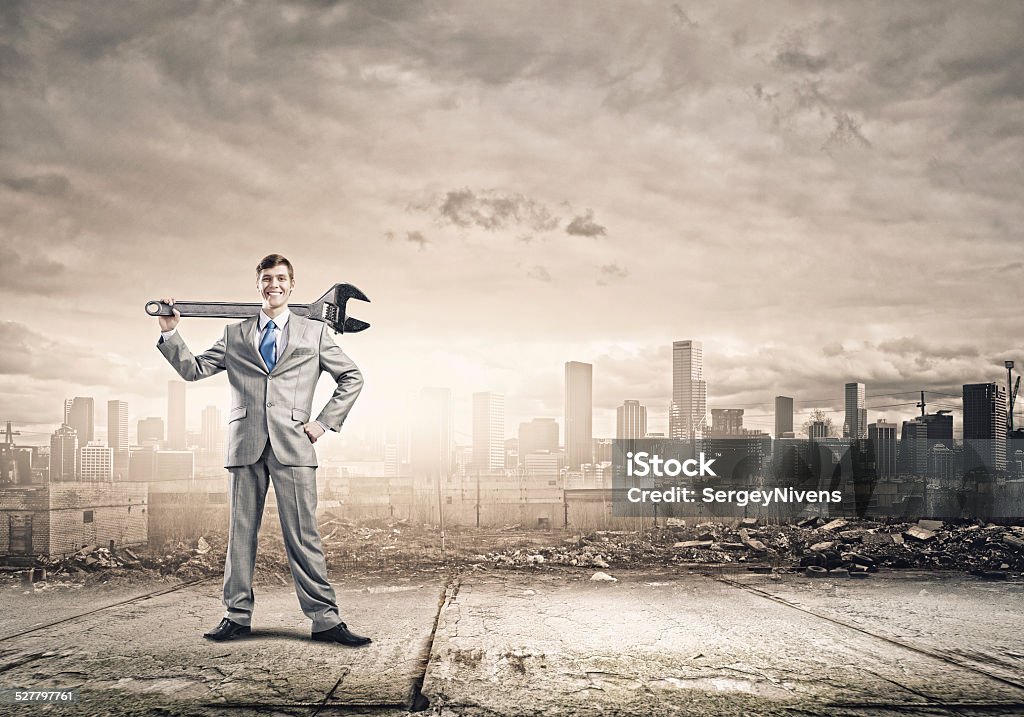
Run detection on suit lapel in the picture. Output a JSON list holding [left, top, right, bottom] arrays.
[[240, 318, 267, 374], [272, 312, 310, 375]]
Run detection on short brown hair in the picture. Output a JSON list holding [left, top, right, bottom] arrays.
[[256, 254, 294, 280]]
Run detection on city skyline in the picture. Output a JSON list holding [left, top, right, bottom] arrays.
[[18, 343, 1019, 455]]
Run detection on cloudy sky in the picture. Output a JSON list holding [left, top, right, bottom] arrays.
[[2, 0, 1023, 447]]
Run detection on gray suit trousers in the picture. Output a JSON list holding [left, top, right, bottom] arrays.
[[223, 442, 342, 632]]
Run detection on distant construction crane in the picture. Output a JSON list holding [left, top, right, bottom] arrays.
[[1007, 361, 1020, 433]]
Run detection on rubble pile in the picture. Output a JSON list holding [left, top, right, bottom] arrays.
[[480, 518, 1024, 578], [6, 516, 1022, 588]]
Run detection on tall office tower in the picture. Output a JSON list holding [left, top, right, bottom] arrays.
[[898, 419, 929, 475], [167, 381, 187, 450], [472, 392, 505, 471], [107, 400, 129, 479], [868, 421, 897, 477], [66, 396, 95, 445], [844, 382, 867, 440], [710, 408, 744, 436], [107, 400, 128, 451], [137, 417, 164, 445], [670, 340, 706, 440], [808, 420, 829, 440], [80, 443, 113, 481], [616, 400, 647, 439], [63, 399, 73, 424], [564, 361, 593, 469], [775, 396, 794, 438], [50, 424, 79, 481], [920, 411, 954, 448], [412, 388, 453, 481], [518, 418, 559, 464], [200, 405, 222, 454], [963, 382, 1008, 472]]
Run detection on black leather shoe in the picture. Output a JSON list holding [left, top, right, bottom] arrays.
[[203, 618, 251, 641], [311, 622, 371, 646]]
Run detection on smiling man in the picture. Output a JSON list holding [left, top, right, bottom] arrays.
[[155, 253, 370, 646]]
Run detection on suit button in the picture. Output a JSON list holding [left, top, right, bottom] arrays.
[[266, 401, 273, 407], [268, 376, 273, 380]]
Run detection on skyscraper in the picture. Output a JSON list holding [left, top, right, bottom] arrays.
[[107, 400, 129, 480], [412, 387, 453, 481], [167, 381, 187, 450], [963, 382, 1007, 472], [50, 424, 78, 481], [66, 397, 95, 445], [616, 400, 647, 439], [868, 421, 897, 477], [844, 382, 867, 440], [80, 443, 113, 481], [200, 405, 222, 454], [670, 340, 706, 440], [137, 417, 164, 445], [564, 361, 593, 469], [472, 392, 505, 471], [775, 396, 794, 438], [518, 418, 559, 464]]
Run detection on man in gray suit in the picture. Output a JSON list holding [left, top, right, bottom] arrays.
[[156, 253, 370, 646]]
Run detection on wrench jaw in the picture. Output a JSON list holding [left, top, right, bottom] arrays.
[[310, 283, 371, 334]]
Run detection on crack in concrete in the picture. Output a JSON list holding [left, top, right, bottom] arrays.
[[408, 571, 461, 712]]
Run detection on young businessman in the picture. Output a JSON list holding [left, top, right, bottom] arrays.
[[156, 253, 369, 646]]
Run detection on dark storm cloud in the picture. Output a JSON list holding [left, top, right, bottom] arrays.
[[0, 247, 71, 296], [417, 189, 561, 233], [1, 173, 73, 196], [566, 209, 606, 237]]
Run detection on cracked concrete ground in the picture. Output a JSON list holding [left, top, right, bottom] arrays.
[[0, 569, 1022, 716]]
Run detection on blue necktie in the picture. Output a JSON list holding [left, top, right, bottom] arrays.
[[259, 320, 277, 372]]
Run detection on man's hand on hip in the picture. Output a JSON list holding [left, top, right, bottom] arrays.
[[303, 422, 326, 443]]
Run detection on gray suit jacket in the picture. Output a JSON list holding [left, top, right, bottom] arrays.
[[157, 313, 363, 468]]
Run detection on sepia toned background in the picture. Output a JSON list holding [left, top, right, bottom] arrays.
[[2, 1, 1023, 448]]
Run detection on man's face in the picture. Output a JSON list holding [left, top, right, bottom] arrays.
[[257, 264, 294, 310]]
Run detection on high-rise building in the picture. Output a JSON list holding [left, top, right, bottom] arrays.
[[518, 418, 559, 464], [472, 392, 505, 471], [670, 340, 706, 440], [107, 400, 129, 479], [412, 388, 453, 481], [844, 382, 867, 440], [200, 405, 222, 454], [868, 420, 897, 477], [49, 424, 78, 481], [710, 408, 744, 436], [137, 417, 164, 446], [775, 396, 794, 438], [898, 419, 929, 475], [167, 381, 187, 450], [66, 397, 95, 446], [616, 400, 647, 439], [963, 382, 1007, 472], [80, 443, 113, 481], [564, 361, 593, 469]]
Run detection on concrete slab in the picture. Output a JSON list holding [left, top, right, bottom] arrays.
[[725, 569, 1024, 688], [0, 577, 445, 716], [421, 569, 1024, 716]]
